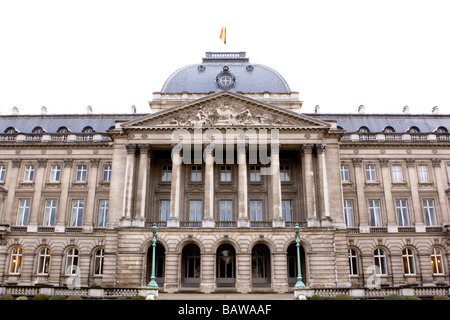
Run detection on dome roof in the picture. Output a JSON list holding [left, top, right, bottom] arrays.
[[161, 52, 291, 94]]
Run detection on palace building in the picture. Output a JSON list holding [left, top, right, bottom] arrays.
[[0, 52, 449, 294]]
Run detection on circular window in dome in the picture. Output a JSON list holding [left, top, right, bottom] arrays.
[[216, 66, 235, 90]]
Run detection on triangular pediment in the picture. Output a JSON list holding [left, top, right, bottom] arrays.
[[122, 91, 330, 129]]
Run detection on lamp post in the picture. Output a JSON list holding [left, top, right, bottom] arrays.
[[294, 223, 306, 289], [147, 223, 159, 289]]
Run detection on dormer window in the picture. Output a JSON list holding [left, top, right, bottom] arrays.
[[82, 126, 94, 133], [436, 126, 448, 133], [408, 126, 420, 133], [32, 127, 44, 134], [383, 126, 395, 133], [57, 127, 70, 133], [5, 127, 18, 134], [357, 126, 370, 133]]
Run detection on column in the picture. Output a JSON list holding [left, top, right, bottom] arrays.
[[135, 144, 151, 227], [203, 146, 215, 227], [302, 144, 317, 227], [271, 144, 284, 227], [55, 159, 72, 233], [28, 158, 47, 232], [84, 158, 99, 232], [353, 158, 369, 232], [3, 159, 21, 224], [237, 144, 249, 227], [316, 144, 331, 226], [120, 144, 136, 227], [380, 159, 397, 232], [200, 253, 216, 293], [432, 158, 449, 225], [168, 145, 182, 227], [406, 159, 425, 232]]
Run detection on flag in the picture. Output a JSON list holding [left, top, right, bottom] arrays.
[[220, 26, 226, 44]]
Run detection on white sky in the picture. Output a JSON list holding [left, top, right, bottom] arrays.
[[0, 0, 449, 115]]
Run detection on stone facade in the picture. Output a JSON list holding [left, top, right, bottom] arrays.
[[0, 52, 449, 294]]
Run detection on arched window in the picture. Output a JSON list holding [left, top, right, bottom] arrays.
[[383, 126, 395, 133], [82, 126, 94, 133], [37, 248, 51, 275], [32, 127, 44, 134], [5, 127, 18, 134], [65, 248, 79, 275], [357, 126, 370, 133], [408, 126, 420, 133], [436, 126, 448, 133], [10, 247, 23, 274], [348, 249, 359, 275], [431, 248, 444, 275], [94, 248, 104, 275], [57, 126, 69, 133], [402, 248, 416, 275], [373, 248, 387, 275]]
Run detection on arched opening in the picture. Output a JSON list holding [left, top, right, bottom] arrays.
[[287, 243, 307, 287], [181, 243, 201, 287], [251, 243, 271, 288], [216, 244, 236, 287], [146, 243, 165, 287]]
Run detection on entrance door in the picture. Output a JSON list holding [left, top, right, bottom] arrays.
[[252, 244, 271, 287], [216, 244, 236, 287], [287, 243, 306, 287], [182, 244, 201, 287]]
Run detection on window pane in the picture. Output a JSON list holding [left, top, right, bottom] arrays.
[[343, 200, 354, 227], [280, 165, 290, 182], [160, 200, 171, 221], [17, 199, 30, 226], [220, 200, 232, 221], [250, 201, 262, 221], [423, 199, 437, 226], [189, 200, 202, 221], [0, 165, 6, 181], [50, 165, 61, 182], [418, 165, 429, 181], [369, 200, 381, 226], [98, 200, 108, 227], [391, 165, 403, 182], [250, 166, 261, 182], [365, 165, 376, 181], [191, 166, 202, 182], [103, 165, 111, 182], [44, 199, 57, 226], [220, 166, 232, 182], [76, 165, 87, 182], [282, 200, 292, 221], [340, 165, 349, 181], [71, 200, 84, 227], [395, 200, 409, 227], [162, 165, 172, 182]]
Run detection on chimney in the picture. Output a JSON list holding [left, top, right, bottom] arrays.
[[432, 106, 439, 114], [358, 105, 365, 114], [41, 106, 47, 115], [87, 105, 93, 114], [314, 105, 320, 113], [131, 105, 137, 113], [403, 106, 409, 114], [12, 106, 19, 114]]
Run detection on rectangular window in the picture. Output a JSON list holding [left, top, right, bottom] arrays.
[[280, 165, 290, 182], [24, 165, 35, 182], [250, 200, 263, 221], [250, 166, 261, 182], [161, 165, 172, 182], [98, 200, 108, 227], [343, 200, 354, 227], [340, 165, 350, 182], [395, 200, 409, 227], [191, 166, 202, 182], [391, 165, 403, 182], [189, 200, 202, 222], [16, 199, 30, 226], [43, 199, 57, 227], [102, 165, 112, 182], [219, 200, 233, 221], [368, 200, 382, 227], [0, 165, 6, 182], [423, 199, 437, 226], [282, 200, 293, 221], [70, 200, 84, 227], [220, 165, 232, 182], [159, 200, 171, 221], [418, 165, 429, 182], [76, 165, 87, 182], [365, 165, 376, 181], [49, 165, 61, 182]]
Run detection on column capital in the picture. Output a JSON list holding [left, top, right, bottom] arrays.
[[237, 143, 247, 155], [89, 158, 100, 168], [315, 144, 326, 154], [125, 144, 137, 154], [379, 158, 389, 167], [352, 158, 362, 167], [271, 143, 280, 154], [37, 158, 48, 168], [301, 144, 314, 154], [138, 144, 151, 155], [12, 158, 21, 168], [64, 158, 73, 168], [405, 158, 415, 167], [432, 158, 441, 168]]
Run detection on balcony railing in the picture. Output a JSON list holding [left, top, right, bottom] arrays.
[[215, 221, 237, 228], [250, 221, 272, 228]]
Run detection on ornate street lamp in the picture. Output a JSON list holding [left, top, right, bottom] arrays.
[[147, 223, 159, 289], [294, 223, 306, 289]]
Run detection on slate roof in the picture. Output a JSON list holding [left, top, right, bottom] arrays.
[[308, 113, 450, 133], [161, 52, 291, 94]]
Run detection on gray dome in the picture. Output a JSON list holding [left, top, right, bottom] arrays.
[[161, 52, 291, 94]]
